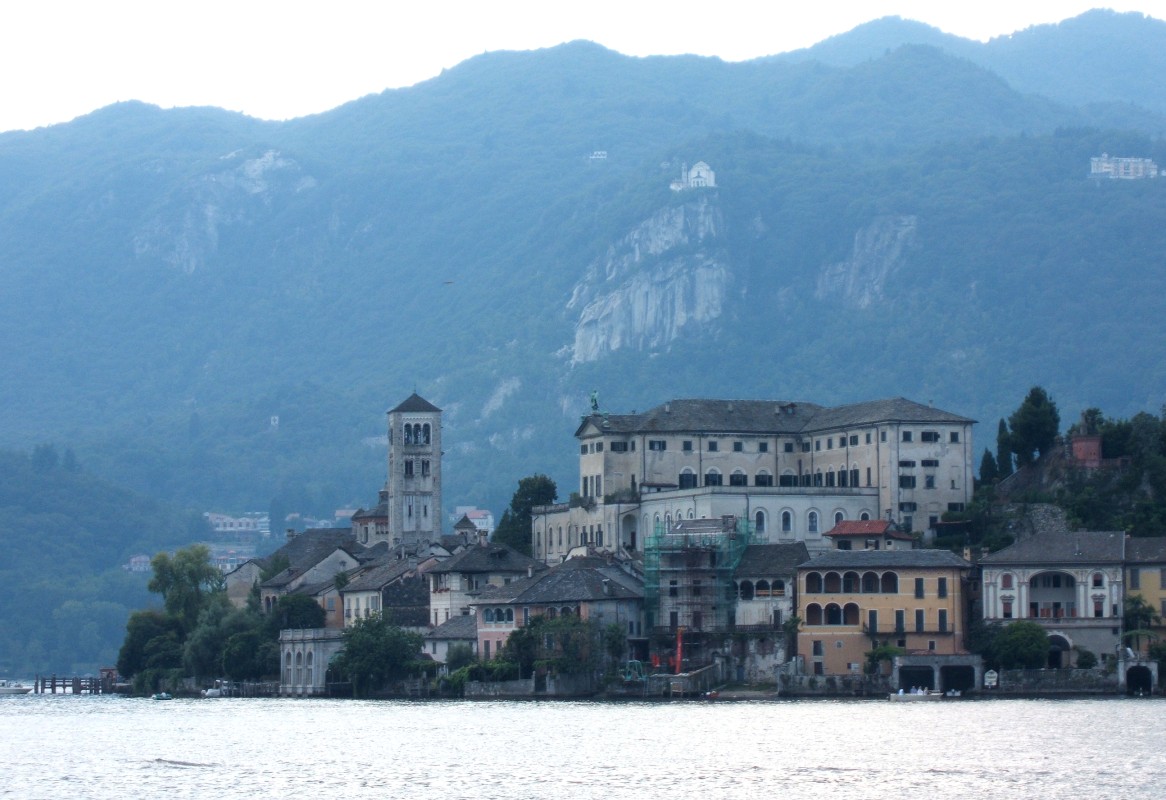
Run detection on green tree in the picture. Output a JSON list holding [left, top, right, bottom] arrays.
[[444, 643, 476, 672], [979, 449, 998, 484], [1009, 386, 1060, 467], [148, 545, 226, 634], [265, 594, 326, 636], [492, 473, 558, 555], [117, 610, 183, 678], [864, 644, 904, 675], [994, 621, 1050, 669], [1123, 594, 1161, 652], [331, 615, 423, 698]]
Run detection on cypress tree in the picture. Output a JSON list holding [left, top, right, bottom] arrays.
[[996, 419, 1013, 477]]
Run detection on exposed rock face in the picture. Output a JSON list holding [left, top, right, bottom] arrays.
[[568, 196, 728, 363], [815, 215, 917, 309], [132, 149, 312, 274]]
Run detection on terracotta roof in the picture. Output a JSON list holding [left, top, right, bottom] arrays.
[[980, 531, 1125, 566], [388, 392, 441, 414], [825, 520, 914, 540]]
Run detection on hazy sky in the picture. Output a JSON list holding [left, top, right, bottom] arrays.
[[2, 1, 1164, 133]]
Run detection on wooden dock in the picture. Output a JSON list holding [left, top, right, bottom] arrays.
[[34, 672, 116, 695]]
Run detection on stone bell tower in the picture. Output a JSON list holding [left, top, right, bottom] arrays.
[[384, 392, 442, 549]]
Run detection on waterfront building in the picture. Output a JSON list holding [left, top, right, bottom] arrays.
[[979, 530, 1125, 667], [796, 549, 973, 678]]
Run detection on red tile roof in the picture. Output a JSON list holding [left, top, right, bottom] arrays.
[[825, 520, 913, 540]]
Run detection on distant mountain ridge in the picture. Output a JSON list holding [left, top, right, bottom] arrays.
[[1, 10, 1165, 524]]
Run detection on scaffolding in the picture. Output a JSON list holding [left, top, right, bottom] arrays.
[[643, 515, 753, 643]]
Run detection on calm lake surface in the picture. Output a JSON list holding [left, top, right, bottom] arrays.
[[3, 695, 1163, 799]]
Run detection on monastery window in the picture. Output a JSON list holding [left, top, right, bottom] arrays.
[[594, 442, 603, 452], [925, 475, 936, 489], [483, 608, 495, 623], [900, 502, 917, 512], [825, 604, 842, 625], [849, 435, 859, 446], [866, 433, 872, 444], [902, 431, 913, 442], [730, 471, 748, 487], [899, 476, 916, 489], [827, 438, 834, 450], [899, 460, 916, 468], [824, 571, 842, 593], [826, 470, 836, 488], [844, 604, 860, 625], [610, 441, 628, 452], [506, 608, 514, 623], [850, 468, 860, 486], [922, 459, 939, 468], [580, 445, 587, 455], [921, 431, 940, 443], [866, 467, 872, 486], [950, 432, 960, 443], [755, 472, 774, 487], [881, 431, 888, 442], [834, 511, 844, 526], [782, 511, 793, 532], [805, 572, 823, 593], [733, 441, 744, 452], [1130, 569, 1141, 589], [842, 571, 860, 592], [422, 460, 430, 477], [669, 580, 678, 597], [808, 511, 819, 533], [1002, 600, 1013, 619], [773, 580, 785, 597], [739, 581, 754, 600], [678, 469, 698, 489], [1093, 572, 1105, 588], [755, 510, 766, 533], [813, 472, 823, 487], [1093, 599, 1104, 618], [708, 441, 719, 452], [938, 577, 948, 598], [784, 442, 794, 453], [802, 441, 812, 453], [881, 572, 899, 593], [815, 440, 821, 452], [759, 442, 769, 453], [649, 440, 667, 451], [806, 606, 822, 625], [704, 470, 723, 487], [1001, 573, 1014, 589], [860, 511, 871, 521], [756, 580, 771, 597], [404, 460, 414, 477], [948, 503, 965, 513], [682, 440, 693, 452]]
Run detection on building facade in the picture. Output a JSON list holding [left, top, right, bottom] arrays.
[[533, 397, 974, 564], [797, 549, 973, 677]]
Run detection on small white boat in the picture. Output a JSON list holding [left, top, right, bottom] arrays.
[[0, 680, 32, 696], [888, 689, 943, 701]]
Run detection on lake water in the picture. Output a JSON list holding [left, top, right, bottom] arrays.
[[2, 695, 1163, 799]]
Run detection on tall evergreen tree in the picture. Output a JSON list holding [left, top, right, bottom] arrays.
[[1009, 386, 1060, 466], [979, 449, 999, 485], [491, 474, 558, 556]]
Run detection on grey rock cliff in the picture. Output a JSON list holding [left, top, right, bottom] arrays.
[[815, 215, 916, 309], [568, 196, 728, 363]]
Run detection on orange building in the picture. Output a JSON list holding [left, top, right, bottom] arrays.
[[797, 549, 972, 677]]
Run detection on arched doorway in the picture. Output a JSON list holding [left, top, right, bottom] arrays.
[[1127, 665, 1153, 695], [898, 666, 934, 691], [1048, 634, 1071, 669]]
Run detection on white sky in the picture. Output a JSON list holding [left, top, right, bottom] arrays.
[[2, 1, 1164, 133]]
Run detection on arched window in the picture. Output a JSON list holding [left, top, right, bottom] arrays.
[[560, 606, 573, 617], [834, 511, 844, 526], [805, 603, 823, 625], [805, 572, 823, 593], [773, 579, 785, 597], [826, 603, 843, 625], [843, 571, 860, 592], [739, 580, 755, 600], [808, 511, 819, 533], [404, 425, 413, 445], [505, 608, 514, 622], [824, 571, 842, 593], [862, 572, 879, 593], [843, 603, 860, 625], [860, 511, 871, 521], [730, 469, 748, 487], [1092, 572, 1104, 588], [422, 423, 431, 444], [782, 511, 793, 532], [755, 510, 766, 533], [1001, 573, 1014, 590], [756, 580, 771, 597], [306, 652, 314, 688], [546, 607, 557, 619], [880, 572, 899, 593], [705, 469, 722, 487], [688, 510, 695, 519], [483, 608, 495, 623]]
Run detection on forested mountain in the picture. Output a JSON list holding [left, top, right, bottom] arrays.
[[2, 9, 1166, 533], [0, 448, 206, 675]]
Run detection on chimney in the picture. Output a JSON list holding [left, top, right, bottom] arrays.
[[527, 565, 533, 578], [602, 578, 611, 596]]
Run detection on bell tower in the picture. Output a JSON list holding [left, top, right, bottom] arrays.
[[384, 392, 442, 549]]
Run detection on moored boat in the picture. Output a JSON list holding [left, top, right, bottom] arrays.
[[0, 679, 32, 696], [888, 689, 943, 701]]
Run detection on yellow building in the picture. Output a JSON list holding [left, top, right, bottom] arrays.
[[797, 549, 972, 677], [1125, 537, 1166, 652]]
